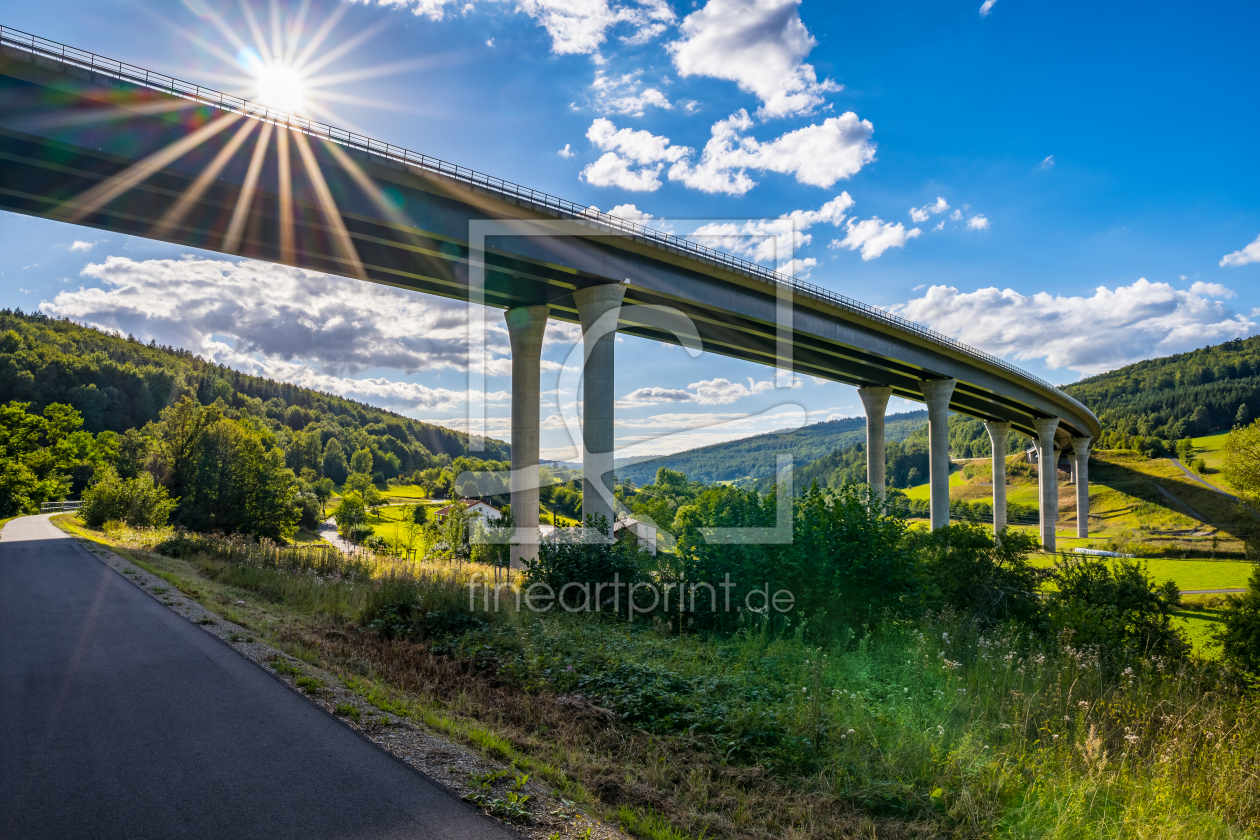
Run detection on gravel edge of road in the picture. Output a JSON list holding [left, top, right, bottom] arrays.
[[58, 524, 627, 840]]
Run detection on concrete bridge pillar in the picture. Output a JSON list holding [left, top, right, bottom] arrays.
[[920, 379, 956, 530], [504, 306, 550, 568], [573, 283, 626, 537], [1034, 417, 1061, 551], [858, 386, 892, 499], [983, 421, 1011, 534], [1071, 436, 1092, 539]]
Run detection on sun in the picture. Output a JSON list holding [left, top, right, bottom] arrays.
[[254, 62, 307, 113]]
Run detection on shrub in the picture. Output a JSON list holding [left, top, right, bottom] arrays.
[[1049, 555, 1188, 661], [1217, 565, 1260, 674], [910, 524, 1046, 625], [81, 468, 177, 528], [524, 515, 649, 611]]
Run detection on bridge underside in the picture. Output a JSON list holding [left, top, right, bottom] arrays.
[[0, 46, 1098, 444]]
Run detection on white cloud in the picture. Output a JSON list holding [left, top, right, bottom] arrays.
[[966, 214, 990, 230], [1189, 281, 1236, 299], [361, 0, 673, 54], [580, 111, 875, 195], [591, 69, 672, 116], [831, 217, 921, 260], [690, 193, 852, 265], [608, 203, 654, 219], [670, 110, 876, 194], [1038, 155, 1055, 169], [618, 375, 791, 407], [580, 117, 691, 191], [950, 209, 962, 221], [979, 0, 997, 17], [932, 220, 944, 232], [558, 143, 575, 158], [486, 37, 495, 46], [890, 279, 1254, 376], [69, 240, 96, 252], [668, 0, 838, 118], [1221, 233, 1260, 267], [40, 255, 519, 380], [909, 197, 949, 223]]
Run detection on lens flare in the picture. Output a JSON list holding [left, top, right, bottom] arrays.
[[254, 62, 306, 113]]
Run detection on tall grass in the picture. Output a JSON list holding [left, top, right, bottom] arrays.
[[130, 527, 1259, 838]]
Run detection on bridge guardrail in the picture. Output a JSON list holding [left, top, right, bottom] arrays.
[[40, 500, 82, 513], [0, 24, 1095, 427]]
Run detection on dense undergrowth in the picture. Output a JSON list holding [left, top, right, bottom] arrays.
[[79, 518, 1260, 839]]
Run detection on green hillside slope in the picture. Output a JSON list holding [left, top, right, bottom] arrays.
[[614, 411, 929, 485], [0, 309, 509, 473], [1064, 336, 1260, 450]]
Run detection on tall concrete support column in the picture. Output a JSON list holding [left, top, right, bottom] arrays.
[[1034, 417, 1061, 551], [504, 306, 550, 569], [573, 283, 626, 536], [1071, 436, 1092, 539], [858, 386, 892, 499], [920, 379, 956, 530], [984, 421, 1011, 534]]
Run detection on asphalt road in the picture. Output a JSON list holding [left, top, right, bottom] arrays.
[[0, 515, 519, 840]]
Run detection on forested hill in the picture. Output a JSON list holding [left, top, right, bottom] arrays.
[[614, 411, 929, 485], [0, 309, 509, 471], [1063, 336, 1260, 450]]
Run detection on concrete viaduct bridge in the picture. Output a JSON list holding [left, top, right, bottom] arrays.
[[0, 27, 1101, 562]]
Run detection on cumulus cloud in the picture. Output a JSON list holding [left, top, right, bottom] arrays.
[[360, 0, 673, 54], [966, 214, 990, 230], [1038, 155, 1055, 169], [580, 117, 691, 191], [580, 112, 875, 195], [670, 110, 876, 194], [1221, 233, 1260, 267], [42, 255, 499, 374], [909, 197, 949, 223], [668, 0, 838, 117], [591, 69, 672, 116], [558, 143, 575, 158], [979, 0, 997, 16], [831, 217, 921, 260], [890, 279, 1255, 376], [691, 193, 852, 266], [1189, 281, 1236, 299], [608, 203, 654, 219], [619, 375, 791, 407], [69, 240, 96, 252]]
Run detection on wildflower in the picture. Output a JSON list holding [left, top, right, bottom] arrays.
[[848, 729, 855, 735], [1124, 734, 1139, 743], [957, 688, 966, 695], [1053, 734, 1059, 740], [937, 725, 945, 736]]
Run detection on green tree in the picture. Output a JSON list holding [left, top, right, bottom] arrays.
[[1236, 402, 1252, 427], [344, 471, 373, 498], [1223, 420, 1260, 507], [314, 477, 335, 516], [333, 494, 366, 539], [411, 503, 429, 525], [911, 524, 1046, 626], [350, 447, 374, 475], [323, 438, 349, 484]]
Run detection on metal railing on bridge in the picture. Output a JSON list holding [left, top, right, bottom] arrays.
[[0, 24, 1094, 424], [40, 500, 82, 513]]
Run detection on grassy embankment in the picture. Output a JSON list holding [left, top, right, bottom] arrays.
[[50, 513, 1260, 840]]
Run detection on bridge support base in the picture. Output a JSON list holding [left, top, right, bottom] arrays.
[[858, 386, 892, 500], [574, 283, 626, 537], [1034, 417, 1061, 551], [920, 379, 956, 530], [984, 421, 1011, 534], [505, 306, 550, 569]]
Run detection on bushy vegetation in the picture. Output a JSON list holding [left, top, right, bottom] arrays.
[[80, 467, 175, 527], [0, 399, 116, 516]]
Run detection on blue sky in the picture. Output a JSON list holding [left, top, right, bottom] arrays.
[[2, 0, 1259, 459]]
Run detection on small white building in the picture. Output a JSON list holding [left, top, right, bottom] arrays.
[[433, 499, 502, 523]]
